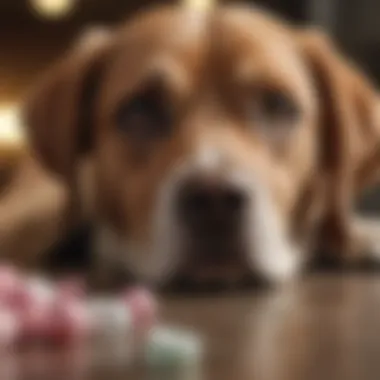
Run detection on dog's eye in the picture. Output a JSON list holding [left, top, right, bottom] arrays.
[[115, 85, 172, 139], [252, 87, 300, 124]]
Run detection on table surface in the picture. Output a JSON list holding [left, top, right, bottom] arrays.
[[4, 273, 380, 380]]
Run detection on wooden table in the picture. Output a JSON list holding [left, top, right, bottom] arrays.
[[5, 273, 380, 380]]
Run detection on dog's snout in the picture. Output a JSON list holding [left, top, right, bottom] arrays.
[[177, 176, 246, 233]]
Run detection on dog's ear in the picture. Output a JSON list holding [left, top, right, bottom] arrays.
[[22, 28, 113, 180], [297, 29, 380, 255]]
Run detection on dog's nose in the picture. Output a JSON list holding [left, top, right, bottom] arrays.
[[177, 176, 246, 235]]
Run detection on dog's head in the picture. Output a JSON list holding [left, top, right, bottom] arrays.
[[23, 5, 379, 287]]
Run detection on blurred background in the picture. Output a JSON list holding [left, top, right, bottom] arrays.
[[2, 0, 380, 211], [1, 0, 380, 107]]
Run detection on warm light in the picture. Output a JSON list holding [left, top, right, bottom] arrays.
[[0, 105, 27, 164], [183, 0, 216, 11], [0, 106, 24, 144], [29, 0, 76, 20]]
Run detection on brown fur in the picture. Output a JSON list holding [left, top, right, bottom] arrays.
[[4, 5, 380, 279]]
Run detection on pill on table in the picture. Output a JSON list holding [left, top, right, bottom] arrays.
[[123, 287, 157, 329], [87, 298, 132, 337], [15, 277, 56, 340], [46, 296, 91, 345], [56, 277, 85, 299], [0, 308, 19, 348], [27, 277, 56, 305], [18, 307, 48, 342], [0, 265, 23, 305], [87, 298, 135, 363], [3, 273, 53, 313], [18, 295, 55, 341], [145, 326, 203, 368]]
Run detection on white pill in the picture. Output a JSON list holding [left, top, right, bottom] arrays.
[[88, 299, 135, 366], [146, 326, 203, 368], [87, 298, 132, 337], [27, 277, 56, 306]]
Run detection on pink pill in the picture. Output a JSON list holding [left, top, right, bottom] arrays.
[[0, 265, 18, 282], [123, 287, 157, 329], [46, 297, 91, 345], [19, 302, 51, 342], [0, 266, 23, 306], [19, 305, 51, 340], [17, 280, 57, 342], [7, 286, 32, 312], [13, 278, 55, 318], [0, 308, 19, 348], [56, 277, 85, 300]]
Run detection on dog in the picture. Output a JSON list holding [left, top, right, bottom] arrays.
[[18, 4, 380, 289]]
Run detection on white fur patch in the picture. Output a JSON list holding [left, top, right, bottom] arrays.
[[353, 216, 380, 261], [193, 145, 223, 171], [74, 26, 112, 53], [244, 177, 301, 284]]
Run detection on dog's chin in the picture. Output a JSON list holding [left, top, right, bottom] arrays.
[[155, 243, 301, 294], [158, 240, 252, 291], [161, 266, 262, 294], [92, 208, 301, 292], [122, 246, 282, 294], [92, 228, 255, 291]]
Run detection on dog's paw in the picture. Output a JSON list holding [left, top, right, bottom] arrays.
[[311, 216, 380, 272], [352, 217, 380, 271]]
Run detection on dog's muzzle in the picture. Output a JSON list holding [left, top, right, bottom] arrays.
[[173, 173, 251, 283]]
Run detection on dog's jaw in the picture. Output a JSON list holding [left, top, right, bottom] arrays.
[[91, 148, 303, 287]]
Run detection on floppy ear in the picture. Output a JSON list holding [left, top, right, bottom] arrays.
[[22, 28, 113, 180], [297, 29, 380, 259]]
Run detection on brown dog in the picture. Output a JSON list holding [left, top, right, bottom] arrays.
[[20, 4, 380, 287]]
